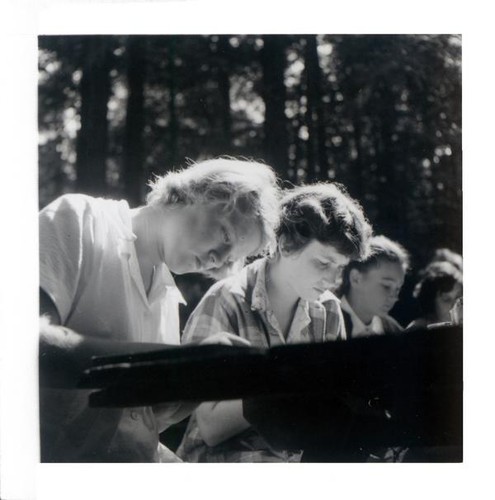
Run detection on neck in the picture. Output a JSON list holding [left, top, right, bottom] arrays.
[[266, 258, 300, 306], [346, 291, 374, 325], [131, 206, 156, 264], [131, 205, 171, 289], [265, 258, 300, 336]]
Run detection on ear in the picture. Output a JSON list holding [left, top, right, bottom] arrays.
[[278, 234, 293, 258], [349, 268, 362, 287]]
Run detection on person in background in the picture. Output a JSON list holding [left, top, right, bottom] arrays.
[[39, 157, 280, 462], [333, 235, 410, 463], [429, 247, 463, 272], [401, 258, 463, 462], [336, 235, 410, 337], [406, 260, 463, 330], [176, 182, 372, 462]]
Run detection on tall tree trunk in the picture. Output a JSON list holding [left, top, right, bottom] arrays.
[[303, 35, 328, 182], [76, 36, 112, 195], [123, 36, 146, 206], [216, 35, 233, 152], [290, 75, 306, 184], [260, 36, 289, 178], [350, 109, 365, 200], [374, 78, 403, 238], [167, 36, 178, 169]]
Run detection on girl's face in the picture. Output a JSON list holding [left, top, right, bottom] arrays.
[[435, 282, 463, 322], [351, 261, 405, 318], [163, 203, 263, 275], [282, 240, 350, 302]]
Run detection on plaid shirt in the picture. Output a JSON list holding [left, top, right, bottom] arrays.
[[177, 257, 346, 462]]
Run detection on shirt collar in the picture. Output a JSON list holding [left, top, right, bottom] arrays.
[[287, 300, 312, 341], [250, 258, 312, 340], [250, 258, 271, 312], [341, 295, 384, 337], [318, 289, 341, 305], [115, 201, 138, 260], [250, 258, 311, 314], [114, 200, 137, 242], [149, 264, 186, 305]]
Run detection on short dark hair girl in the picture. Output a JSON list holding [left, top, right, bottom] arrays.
[[275, 183, 372, 260], [413, 261, 463, 317]]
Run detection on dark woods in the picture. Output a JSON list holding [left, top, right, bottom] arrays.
[[38, 34, 462, 325]]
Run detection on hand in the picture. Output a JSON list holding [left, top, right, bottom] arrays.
[[199, 332, 251, 347], [449, 297, 463, 325]]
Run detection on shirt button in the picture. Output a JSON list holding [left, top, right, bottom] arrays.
[[130, 410, 139, 420]]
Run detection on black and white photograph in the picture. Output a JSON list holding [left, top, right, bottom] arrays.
[[36, 31, 463, 464], [1, 1, 494, 499]]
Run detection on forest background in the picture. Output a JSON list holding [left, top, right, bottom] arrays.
[[38, 33, 462, 327]]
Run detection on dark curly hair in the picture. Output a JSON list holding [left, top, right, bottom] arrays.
[[275, 183, 372, 260], [413, 261, 463, 317]]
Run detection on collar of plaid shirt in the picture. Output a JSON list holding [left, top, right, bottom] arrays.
[[247, 258, 313, 343]]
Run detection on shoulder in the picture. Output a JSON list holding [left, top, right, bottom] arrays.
[[40, 195, 101, 230], [204, 258, 263, 301], [40, 194, 130, 235], [182, 263, 264, 343], [41, 194, 98, 215], [191, 273, 247, 320], [39, 195, 96, 239], [41, 194, 125, 218]]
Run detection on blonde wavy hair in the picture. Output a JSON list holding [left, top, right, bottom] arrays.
[[147, 158, 281, 278]]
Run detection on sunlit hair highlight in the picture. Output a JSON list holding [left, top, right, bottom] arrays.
[[275, 182, 372, 260], [146, 158, 281, 269]]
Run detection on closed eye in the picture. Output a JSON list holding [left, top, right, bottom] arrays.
[[382, 283, 401, 297], [316, 258, 341, 270]]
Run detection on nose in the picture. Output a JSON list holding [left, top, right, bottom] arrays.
[[207, 246, 231, 269], [387, 288, 400, 305], [325, 265, 343, 285], [320, 271, 338, 291]]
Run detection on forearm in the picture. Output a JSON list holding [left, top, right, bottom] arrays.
[[39, 316, 167, 389], [196, 399, 250, 447], [39, 287, 170, 388], [153, 401, 200, 433]]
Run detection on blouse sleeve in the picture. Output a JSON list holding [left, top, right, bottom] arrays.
[[39, 195, 90, 324]]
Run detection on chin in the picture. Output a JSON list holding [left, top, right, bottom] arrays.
[[169, 261, 190, 275]]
